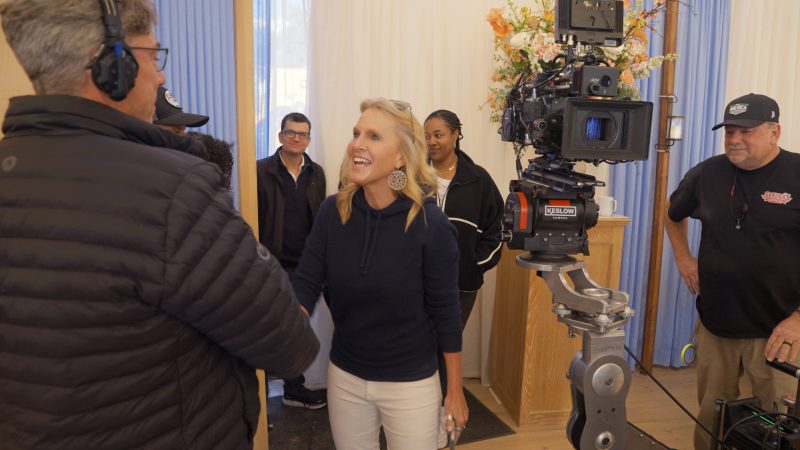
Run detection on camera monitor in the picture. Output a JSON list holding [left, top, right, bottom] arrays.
[[555, 0, 624, 46], [560, 98, 653, 161]]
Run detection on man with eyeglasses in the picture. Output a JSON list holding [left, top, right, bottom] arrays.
[[256, 112, 328, 409], [0, 1, 319, 449]]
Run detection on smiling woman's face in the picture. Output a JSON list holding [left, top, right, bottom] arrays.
[[346, 108, 405, 194]]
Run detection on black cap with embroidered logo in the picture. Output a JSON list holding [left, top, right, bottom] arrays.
[[153, 87, 209, 127], [712, 93, 779, 131]]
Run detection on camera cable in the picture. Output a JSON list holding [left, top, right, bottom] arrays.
[[623, 344, 732, 449]]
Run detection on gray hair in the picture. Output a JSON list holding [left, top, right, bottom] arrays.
[[0, 0, 157, 95]]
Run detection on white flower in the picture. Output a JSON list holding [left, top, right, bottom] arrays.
[[509, 31, 532, 50], [631, 62, 651, 78], [626, 37, 647, 58], [531, 32, 561, 63], [602, 44, 624, 60]]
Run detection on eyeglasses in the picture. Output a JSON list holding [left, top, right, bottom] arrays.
[[129, 46, 169, 72], [390, 100, 411, 111], [390, 100, 416, 146], [282, 130, 311, 140]]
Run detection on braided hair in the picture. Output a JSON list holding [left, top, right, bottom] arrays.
[[187, 132, 234, 189], [425, 109, 464, 151]]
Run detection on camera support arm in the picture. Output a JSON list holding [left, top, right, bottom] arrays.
[[518, 253, 633, 333], [516, 254, 659, 449]]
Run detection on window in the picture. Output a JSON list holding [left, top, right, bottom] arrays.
[[254, 0, 310, 160]]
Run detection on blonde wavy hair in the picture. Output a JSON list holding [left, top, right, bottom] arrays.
[[336, 98, 436, 231]]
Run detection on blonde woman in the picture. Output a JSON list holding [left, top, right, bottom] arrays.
[[292, 98, 468, 449]]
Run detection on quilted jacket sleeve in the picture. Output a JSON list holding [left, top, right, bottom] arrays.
[[160, 162, 319, 378]]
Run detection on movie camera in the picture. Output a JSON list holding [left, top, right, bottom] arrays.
[[498, 0, 653, 260], [496, 2, 800, 449], [497, 1, 662, 449]]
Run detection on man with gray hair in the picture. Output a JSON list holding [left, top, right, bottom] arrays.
[[0, 1, 319, 449]]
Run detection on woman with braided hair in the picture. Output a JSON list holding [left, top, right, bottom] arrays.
[[425, 109, 504, 328], [424, 110, 504, 417]]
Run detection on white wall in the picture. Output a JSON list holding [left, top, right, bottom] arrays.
[[726, 0, 800, 153]]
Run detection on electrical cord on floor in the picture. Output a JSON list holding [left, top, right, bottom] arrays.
[[623, 344, 732, 450]]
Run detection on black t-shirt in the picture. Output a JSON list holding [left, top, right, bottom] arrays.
[[668, 149, 800, 338]]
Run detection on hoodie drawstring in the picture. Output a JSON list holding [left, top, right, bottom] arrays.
[[358, 210, 382, 275]]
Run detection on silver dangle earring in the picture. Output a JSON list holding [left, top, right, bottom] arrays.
[[388, 168, 407, 191]]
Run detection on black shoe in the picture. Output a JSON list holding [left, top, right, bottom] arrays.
[[282, 385, 327, 409]]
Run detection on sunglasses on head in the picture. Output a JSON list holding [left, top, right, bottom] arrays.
[[390, 99, 415, 146]]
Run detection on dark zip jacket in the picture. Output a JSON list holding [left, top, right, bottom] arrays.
[[255, 149, 325, 263], [292, 191, 462, 381], [436, 150, 504, 291], [0, 95, 319, 450]]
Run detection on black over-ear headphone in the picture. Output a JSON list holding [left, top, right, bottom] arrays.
[[90, 0, 139, 101]]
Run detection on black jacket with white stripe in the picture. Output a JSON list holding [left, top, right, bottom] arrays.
[[435, 149, 504, 292]]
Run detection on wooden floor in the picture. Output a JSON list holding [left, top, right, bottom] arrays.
[[460, 366, 698, 449]]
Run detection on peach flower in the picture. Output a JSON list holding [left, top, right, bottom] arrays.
[[486, 7, 503, 22], [487, 93, 496, 109], [487, 8, 513, 38], [620, 69, 634, 86]]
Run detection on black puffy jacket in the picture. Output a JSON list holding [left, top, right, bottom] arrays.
[[436, 150, 504, 291], [0, 95, 319, 450]]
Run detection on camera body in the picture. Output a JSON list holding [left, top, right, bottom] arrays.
[[503, 158, 600, 257], [499, 0, 653, 257], [499, 66, 653, 163]]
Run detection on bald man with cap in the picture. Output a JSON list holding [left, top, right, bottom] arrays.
[[665, 93, 800, 449], [154, 86, 209, 135]]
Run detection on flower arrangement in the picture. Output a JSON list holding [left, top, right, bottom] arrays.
[[483, 0, 677, 123]]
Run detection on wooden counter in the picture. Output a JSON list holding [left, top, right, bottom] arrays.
[[488, 216, 630, 425]]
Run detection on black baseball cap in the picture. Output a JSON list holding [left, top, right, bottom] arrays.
[[711, 93, 779, 130], [153, 86, 209, 127]]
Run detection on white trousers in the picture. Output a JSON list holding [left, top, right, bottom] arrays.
[[327, 362, 441, 450]]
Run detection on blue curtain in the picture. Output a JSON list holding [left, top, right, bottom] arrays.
[[609, 0, 731, 367], [153, 0, 239, 200], [254, 0, 271, 161]]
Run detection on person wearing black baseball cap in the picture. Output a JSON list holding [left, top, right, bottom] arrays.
[[153, 86, 209, 136], [665, 93, 800, 449], [710, 93, 781, 171], [711, 92, 780, 130]]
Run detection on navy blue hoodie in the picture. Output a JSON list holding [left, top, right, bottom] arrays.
[[292, 189, 461, 381]]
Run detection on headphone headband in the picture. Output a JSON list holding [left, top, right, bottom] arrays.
[[99, 0, 123, 41]]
